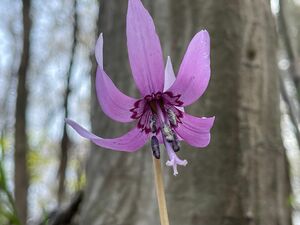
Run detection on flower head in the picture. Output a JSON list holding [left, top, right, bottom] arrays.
[[66, 0, 214, 175]]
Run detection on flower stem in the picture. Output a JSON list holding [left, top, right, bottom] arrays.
[[152, 157, 170, 225]]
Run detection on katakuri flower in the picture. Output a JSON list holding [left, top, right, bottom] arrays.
[[66, 0, 214, 176]]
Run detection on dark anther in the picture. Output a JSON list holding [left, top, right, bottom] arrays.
[[162, 124, 174, 142], [151, 136, 160, 159], [172, 133, 180, 152], [172, 140, 180, 152], [150, 115, 157, 133], [167, 109, 177, 126]]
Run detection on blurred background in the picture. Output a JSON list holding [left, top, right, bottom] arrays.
[[0, 0, 300, 225]]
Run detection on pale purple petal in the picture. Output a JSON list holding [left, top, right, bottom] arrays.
[[175, 112, 214, 148], [65, 119, 148, 152], [127, 0, 164, 96], [95, 33, 104, 69], [167, 30, 210, 106], [163, 57, 185, 111], [95, 34, 137, 123], [164, 56, 176, 91], [96, 68, 137, 122]]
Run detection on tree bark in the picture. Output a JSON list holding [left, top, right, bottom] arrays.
[[14, 0, 31, 224], [79, 1, 292, 225]]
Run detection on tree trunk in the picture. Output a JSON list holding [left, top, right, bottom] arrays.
[[14, 0, 31, 224], [57, 0, 78, 205], [79, 1, 292, 225]]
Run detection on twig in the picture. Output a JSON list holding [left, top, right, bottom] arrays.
[[278, 0, 300, 147], [279, 73, 300, 145], [152, 157, 170, 225], [42, 191, 83, 225]]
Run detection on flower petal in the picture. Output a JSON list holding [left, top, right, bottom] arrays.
[[127, 0, 164, 96], [95, 33, 104, 69], [95, 34, 137, 123], [167, 30, 210, 106], [96, 68, 137, 123], [65, 119, 148, 152], [175, 112, 214, 148], [164, 57, 185, 123], [164, 56, 176, 91]]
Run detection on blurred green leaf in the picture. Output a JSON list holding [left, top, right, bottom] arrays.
[[0, 161, 7, 191], [0, 149, 21, 225]]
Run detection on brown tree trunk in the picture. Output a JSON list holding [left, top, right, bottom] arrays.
[[79, 1, 292, 225], [14, 0, 31, 224], [57, 0, 78, 205]]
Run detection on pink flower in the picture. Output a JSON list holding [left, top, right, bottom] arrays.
[[66, 0, 214, 175]]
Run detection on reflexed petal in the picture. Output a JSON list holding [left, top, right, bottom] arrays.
[[65, 119, 148, 152], [95, 34, 137, 123], [95, 33, 104, 69], [127, 0, 164, 96], [164, 56, 176, 91], [163, 57, 185, 112], [96, 68, 137, 122], [167, 30, 210, 106], [175, 112, 214, 148]]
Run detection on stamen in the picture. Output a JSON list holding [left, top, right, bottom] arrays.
[[150, 114, 157, 133], [151, 136, 160, 159], [167, 109, 177, 126], [162, 124, 174, 142], [155, 102, 187, 175], [171, 133, 180, 152]]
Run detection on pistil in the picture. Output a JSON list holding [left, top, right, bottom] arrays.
[[165, 140, 187, 176], [155, 103, 187, 175]]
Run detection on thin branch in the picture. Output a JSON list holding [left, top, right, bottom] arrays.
[[278, 0, 300, 147], [279, 73, 300, 145], [40, 191, 83, 225]]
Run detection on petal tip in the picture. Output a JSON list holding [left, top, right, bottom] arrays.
[[193, 30, 210, 46], [95, 33, 104, 68], [211, 116, 216, 122], [128, 0, 142, 11], [208, 116, 215, 129], [200, 134, 211, 148], [199, 29, 209, 37]]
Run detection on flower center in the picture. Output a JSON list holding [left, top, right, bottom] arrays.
[[130, 92, 187, 175], [130, 91, 183, 134]]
